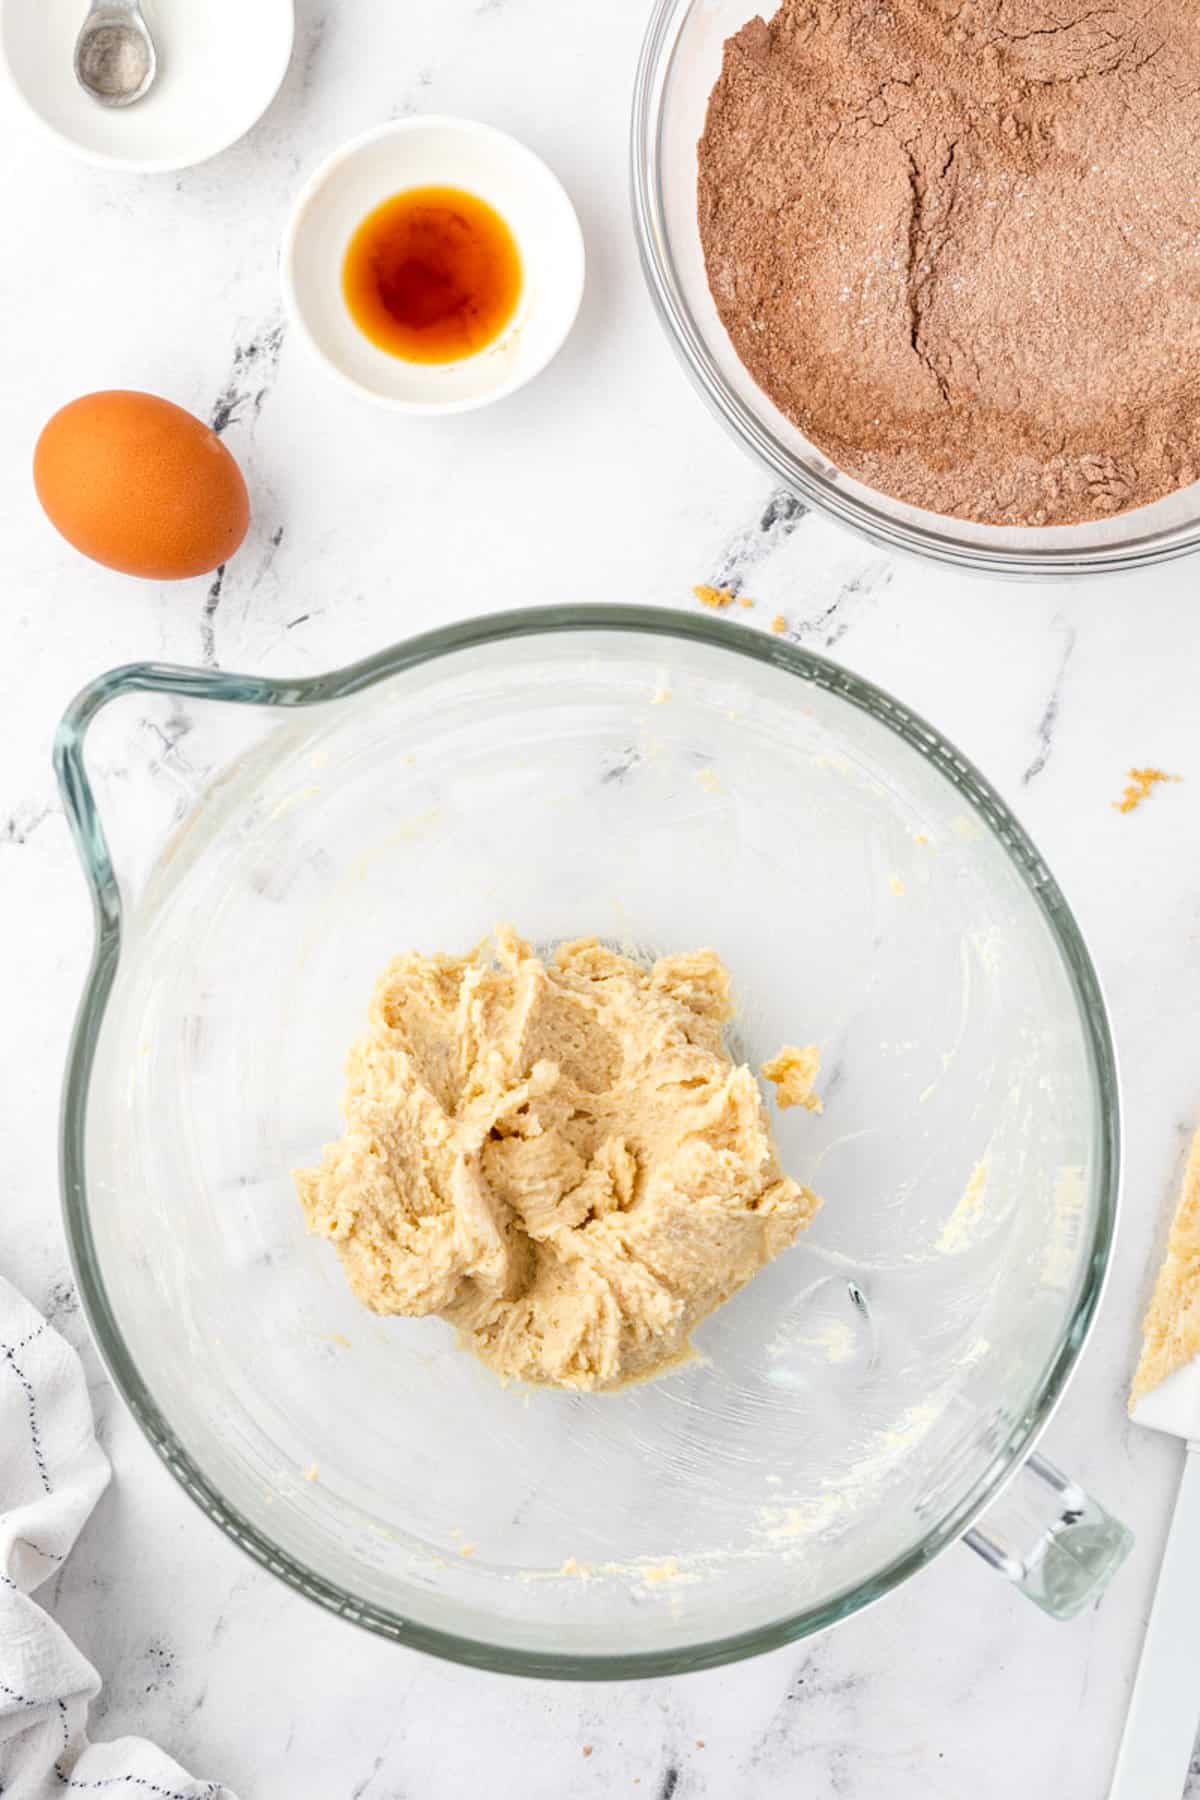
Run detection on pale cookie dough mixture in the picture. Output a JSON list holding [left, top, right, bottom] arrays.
[[761, 1043, 823, 1113], [294, 928, 822, 1391], [1130, 1126, 1200, 1407]]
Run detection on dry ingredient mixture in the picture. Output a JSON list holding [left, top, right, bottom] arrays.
[[698, 1, 1200, 527], [295, 929, 821, 1391]]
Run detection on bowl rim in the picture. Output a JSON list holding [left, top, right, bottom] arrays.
[[54, 604, 1121, 1678], [279, 114, 586, 415], [629, 0, 1200, 579]]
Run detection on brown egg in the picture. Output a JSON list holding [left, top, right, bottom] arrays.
[[33, 390, 250, 580]]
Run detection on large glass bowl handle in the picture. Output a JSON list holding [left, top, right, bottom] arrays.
[[964, 1451, 1132, 1620], [55, 659, 290, 923]]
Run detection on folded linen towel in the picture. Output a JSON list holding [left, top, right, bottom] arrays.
[[0, 1273, 238, 1800]]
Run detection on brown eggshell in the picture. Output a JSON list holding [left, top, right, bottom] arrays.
[[33, 390, 250, 580]]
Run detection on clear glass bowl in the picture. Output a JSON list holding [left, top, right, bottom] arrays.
[[631, 0, 1200, 577], [56, 608, 1122, 1676]]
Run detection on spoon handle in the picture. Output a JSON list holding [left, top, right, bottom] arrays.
[[1109, 1445, 1200, 1800]]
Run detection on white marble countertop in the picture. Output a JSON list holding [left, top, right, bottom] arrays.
[[4, 2, 1200, 1795]]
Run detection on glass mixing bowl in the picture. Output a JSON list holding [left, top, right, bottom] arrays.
[[56, 607, 1128, 1677], [631, 0, 1200, 577]]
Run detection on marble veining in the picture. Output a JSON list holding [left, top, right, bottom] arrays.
[[210, 316, 287, 439], [782, 560, 895, 652], [1022, 620, 1077, 787], [3, 0, 1200, 1795], [707, 489, 809, 596]]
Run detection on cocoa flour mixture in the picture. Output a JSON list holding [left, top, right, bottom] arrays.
[[698, 1, 1200, 526]]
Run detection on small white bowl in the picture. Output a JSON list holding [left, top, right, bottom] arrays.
[[0, 0, 294, 174], [281, 117, 586, 414]]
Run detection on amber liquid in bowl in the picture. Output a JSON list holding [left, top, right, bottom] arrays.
[[342, 185, 522, 365]]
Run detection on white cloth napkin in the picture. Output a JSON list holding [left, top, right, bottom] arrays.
[[0, 1274, 238, 1800]]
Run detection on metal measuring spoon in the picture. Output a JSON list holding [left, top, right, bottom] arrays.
[[74, 0, 157, 108]]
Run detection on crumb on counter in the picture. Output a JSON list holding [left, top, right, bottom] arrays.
[[739, 595, 754, 609], [303, 1463, 319, 1482], [693, 584, 736, 609], [1115, 767, 1179, 814], [651, 685, 672, 705], [582, 1746, 593, 1759], [761, 1044, 823, 1112], [771, 613, 787, 634], [696, 769, 722, 793], [459, 1542, 476, 1557], [888, 875, 905, 896]]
